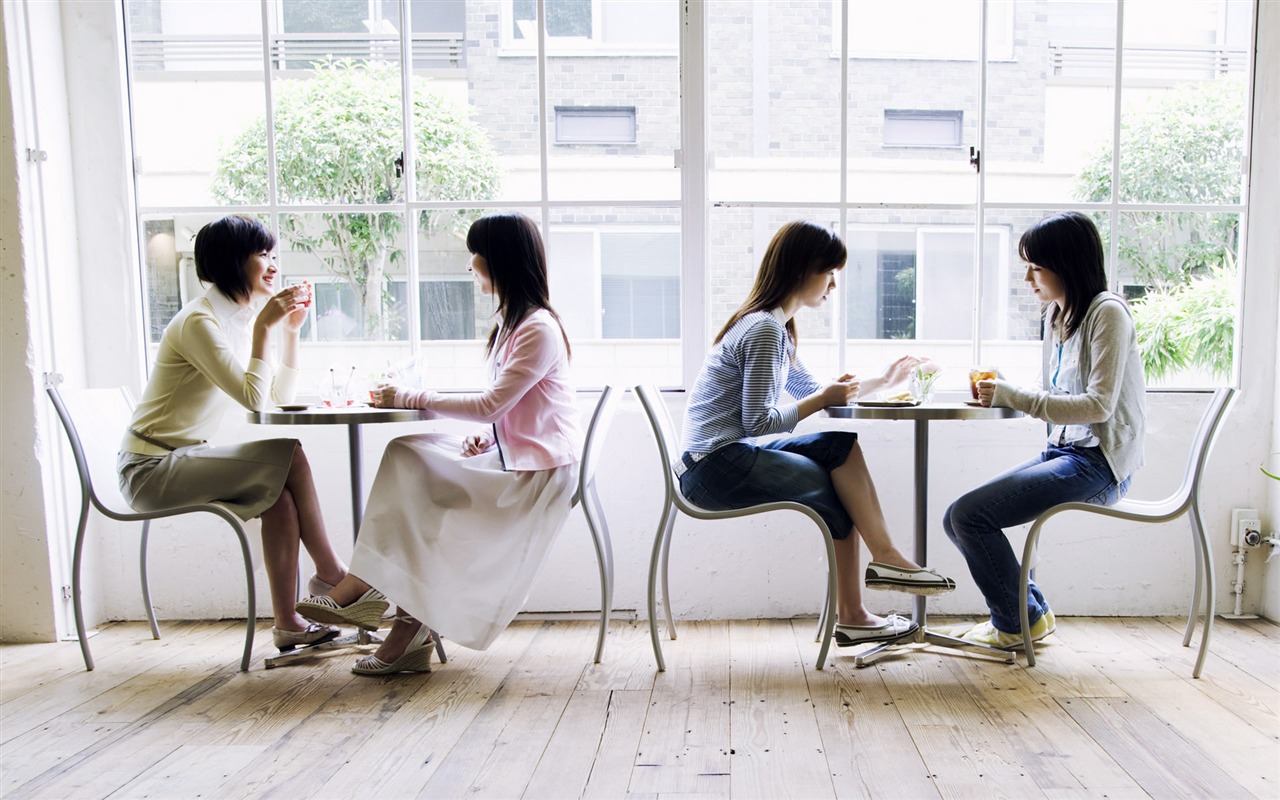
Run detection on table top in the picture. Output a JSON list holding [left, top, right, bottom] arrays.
[[246, 405, 433, 426], [825, 400, 1025, 421]]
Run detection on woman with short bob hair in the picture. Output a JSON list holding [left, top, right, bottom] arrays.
[[119, 215, 348, 652]]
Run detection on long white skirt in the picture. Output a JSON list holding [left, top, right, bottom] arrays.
[[350, 433, 577, 651]]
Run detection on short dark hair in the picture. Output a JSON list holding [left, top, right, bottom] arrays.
[[465, 212, 571, 359], [193, 215, 277, 303], [1018, 211, 1107, 340]]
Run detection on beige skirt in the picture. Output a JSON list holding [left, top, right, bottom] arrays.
[[350, 432, 577, 651], [117, 439, 298, 521]]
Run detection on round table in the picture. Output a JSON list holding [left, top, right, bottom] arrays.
[[825, 399, 1024, 666], [247, 405, 432, 538]]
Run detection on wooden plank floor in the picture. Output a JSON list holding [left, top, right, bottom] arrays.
[[2, 616, 1276, 799]]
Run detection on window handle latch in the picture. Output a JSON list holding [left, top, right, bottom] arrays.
[[969, 146, 981, 172]]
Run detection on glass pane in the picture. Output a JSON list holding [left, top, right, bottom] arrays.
[[845, 0, 980, 204], [985, 209, 1110, 386], [705, 207, 841, 379], [139, 212, 263, 344], [843, 210, 1006, 391], [417, 206, 494, 374], [1114, 0, 1249, 205], [544, 0, 680, 201], [984, 0, 1118, 204], [1119, 211, 1239, 387], [126, 0, 267, 207], [262, 0, 406, 205], [278, 211, 410, 348], [548, 206, 681, 386], [708, 1, 842, 203], [434, 1, 539, 202]]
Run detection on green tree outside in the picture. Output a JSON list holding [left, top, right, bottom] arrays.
[[1074, 79, 1246, 381], [212, 59, 501, 339]]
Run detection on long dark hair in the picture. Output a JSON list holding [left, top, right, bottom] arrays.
[[194, 215, 277, 303], [714, 220, 847, 350], [1019, 211, 1107, 341], [466, 212, 571, 359]]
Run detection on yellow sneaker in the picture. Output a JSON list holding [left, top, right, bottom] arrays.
[[960, 609, 1056, 651]]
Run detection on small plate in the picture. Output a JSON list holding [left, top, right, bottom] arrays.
[[856, 400, 921, 408], [277, 404, 310, 412], [964, 400, 986, 407]]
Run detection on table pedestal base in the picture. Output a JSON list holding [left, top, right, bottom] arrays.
[[853, 626, 1016, 668]]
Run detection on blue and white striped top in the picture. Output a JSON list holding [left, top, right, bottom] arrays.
[[680, 308, 822, 456]]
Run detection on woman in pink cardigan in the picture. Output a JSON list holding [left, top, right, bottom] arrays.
[[297, 213, 582, 675]]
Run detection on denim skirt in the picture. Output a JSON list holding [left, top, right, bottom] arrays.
[[678, 431, 857, 539]]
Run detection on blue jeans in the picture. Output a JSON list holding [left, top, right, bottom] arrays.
[[943, 444, 1130, 633], [679, 431, 858, 540]]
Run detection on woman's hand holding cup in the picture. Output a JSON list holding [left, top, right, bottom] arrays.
[[371, 384, 399, 408], [976, 379, 997, 407]]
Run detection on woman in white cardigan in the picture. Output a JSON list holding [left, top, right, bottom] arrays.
[[945, 211, 1146, 650]]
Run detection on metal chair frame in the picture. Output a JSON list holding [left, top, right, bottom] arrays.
[[1018, 387, 1236, 678], [632, 384, 839, 671], [46, 376, 257, 672], [570, 385, 623, 663]]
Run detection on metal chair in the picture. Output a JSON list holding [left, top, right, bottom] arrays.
[[632, 384, 839, 671], [45, 375, 257, 672], [570, 385, 623, 663], [1019, 387, 1236, 678]]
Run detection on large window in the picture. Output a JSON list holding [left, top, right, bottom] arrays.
[[125, 0, 1254, 391]]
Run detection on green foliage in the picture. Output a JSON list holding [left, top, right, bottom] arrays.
[[212, 59, 500, 338], [1075, 80, 1245, 291], [1130, 265, 1236, 382]]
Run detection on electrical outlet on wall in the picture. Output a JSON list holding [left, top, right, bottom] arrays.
[[1231, 508, 1260, 547]]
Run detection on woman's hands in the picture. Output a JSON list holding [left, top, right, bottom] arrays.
[[858, 355, 922, 396], [371, 384, 401, 408], [977, 379, 997, 407], [821, 374, 861, 406], [461, 430, 494, 457], [256, 283, 311, 332], [880, 355, 922, 387]]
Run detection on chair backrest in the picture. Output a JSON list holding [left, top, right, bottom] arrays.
[[579, 385, 622, 496], [47, 382, 137, 515], [1179, 387, 1236, 502], [633, 384, 681, 491]]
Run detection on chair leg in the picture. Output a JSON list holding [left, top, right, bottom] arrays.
[[72, 499, 94, 672], [660, 515, 676, 640], [140, 520, 161, 640], [814, 534, 838, 671], [584, 493, 614, 664], [1020, 520, 1046, 666], [814, 572, 830, 643], [1190, 505, 1214, 678], [223, 514, 256, 672], [648, 506, 676, 672], [1183, 520, 1204, 648]]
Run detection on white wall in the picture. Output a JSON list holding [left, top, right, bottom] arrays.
[[2, 0, 1278, 641], [0, 0, 57, 641]]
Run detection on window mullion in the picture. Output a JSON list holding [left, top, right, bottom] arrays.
[[680, 0, 708, 388], [972, 0, 990, 367], [400, 0, 420, 358]]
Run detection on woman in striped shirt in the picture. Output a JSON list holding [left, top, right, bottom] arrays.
[[679, 221, 955, 647]]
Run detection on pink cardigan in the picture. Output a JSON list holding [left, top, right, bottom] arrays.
[[394, 309, 582, 471]]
